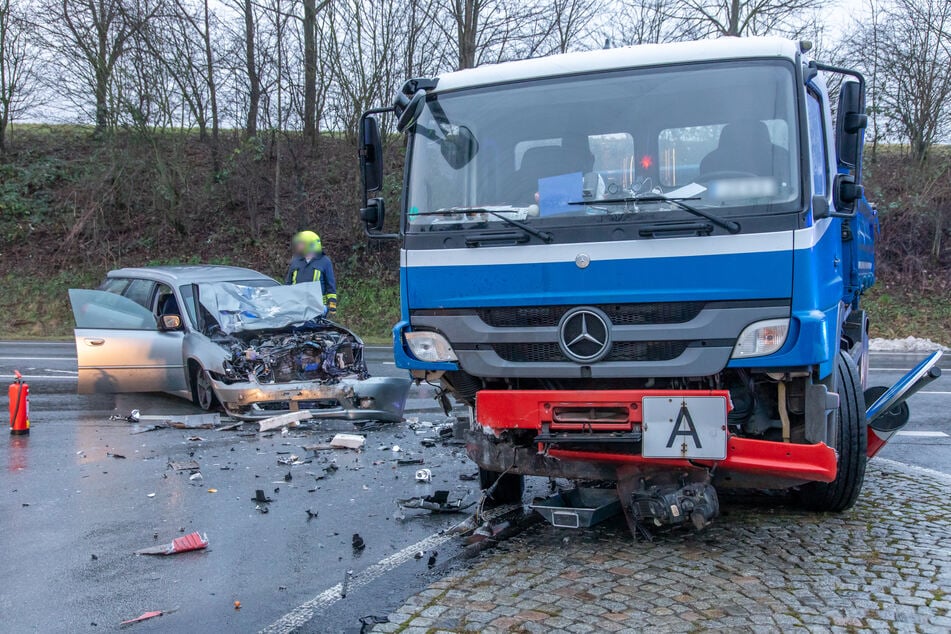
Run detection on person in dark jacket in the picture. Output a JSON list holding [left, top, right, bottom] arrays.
[[285, 230, 337, 317]]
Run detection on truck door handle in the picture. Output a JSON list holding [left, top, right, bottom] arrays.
[[84, 338, 105, 346]]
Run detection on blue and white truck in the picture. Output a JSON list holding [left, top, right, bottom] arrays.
[[357, 37, 942, 535]]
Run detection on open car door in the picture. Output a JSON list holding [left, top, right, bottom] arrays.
[[69, 289, 189, 394]]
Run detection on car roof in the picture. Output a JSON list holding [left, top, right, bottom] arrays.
[[106, 265, 276, 285], [434, 36, 801, 93]]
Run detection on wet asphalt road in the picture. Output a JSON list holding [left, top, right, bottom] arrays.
[[0, 342, 948, 633]]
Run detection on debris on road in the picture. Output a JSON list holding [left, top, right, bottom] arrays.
[[397, 490, 475, 513], [465, 520, 511, 545], [252, 489, 273, 503], [277, 454, 307, 466], [420, 438, 437, 448], [135, 532, 208, 556], [306, 509, 318, 520], [207, 488, 217, 493], [359, 615, 389, 633], [352, 533, 366, 551], [188, 472, 203, 482], [148, 413, 219, 429], [108, 452, 127, 459], [233, 601, 241, 610], [397, 457, 425, 466], [110, 409, 140, 423], [168, 460, 200, 471], [427, 551, 438, 567], [119, 610, 169, 626], [415, 468, 432, 483], [330, 433, 366, 450], [146, 493, 156, 498], [459, 472, 479, 482], [258, 411, 312, 432]]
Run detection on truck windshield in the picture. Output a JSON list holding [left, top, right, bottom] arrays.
[[406, 60, 801, 233]]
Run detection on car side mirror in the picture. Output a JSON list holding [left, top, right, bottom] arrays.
[[359, 115, 383, 194], [159, 314, 183, 331]]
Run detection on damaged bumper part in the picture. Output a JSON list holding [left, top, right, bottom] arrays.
[[214, 376, 412, 422]]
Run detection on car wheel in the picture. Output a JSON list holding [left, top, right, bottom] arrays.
[[799, 349, 867, 512], [191, 364, 218, 411], [479, 468, 524, 505]]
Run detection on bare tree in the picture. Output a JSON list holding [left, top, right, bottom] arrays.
[[40, 0, 161, 133], [674, 0, 827, 37], [0, 0, 38, 151], [858, 0, 951, 163], [547, 0, 601, 54]]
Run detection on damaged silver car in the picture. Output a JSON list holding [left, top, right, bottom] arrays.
[[69, 265, 411, 421]]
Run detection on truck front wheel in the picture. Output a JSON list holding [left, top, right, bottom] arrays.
[[799, 349, 868, 512], [479, 468, 525, 505]]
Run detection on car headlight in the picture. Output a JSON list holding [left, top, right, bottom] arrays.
[[731, 319, 790, 358], [405, 331, 458, 362]]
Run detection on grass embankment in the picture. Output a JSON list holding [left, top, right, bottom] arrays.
[[0, 270, 399, 343]]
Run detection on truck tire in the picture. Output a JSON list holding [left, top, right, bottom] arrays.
[[799, 349, 867, 512], [479, 468, 524, 505]]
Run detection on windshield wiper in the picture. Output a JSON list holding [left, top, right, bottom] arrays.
[[416, 208, 553, 243], [569, 195, 740, 234]]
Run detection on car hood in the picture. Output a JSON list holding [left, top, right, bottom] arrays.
[[199, 281, 326, 334]]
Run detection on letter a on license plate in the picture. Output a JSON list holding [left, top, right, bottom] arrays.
[[642, 396, 728, 460]]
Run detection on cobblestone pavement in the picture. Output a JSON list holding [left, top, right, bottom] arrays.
[[375, 461, 951, 633]]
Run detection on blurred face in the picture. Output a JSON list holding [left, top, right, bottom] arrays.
[[293, 239, 311, 256]]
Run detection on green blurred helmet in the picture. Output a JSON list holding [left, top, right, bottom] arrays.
[[293, 230, 321, 254]]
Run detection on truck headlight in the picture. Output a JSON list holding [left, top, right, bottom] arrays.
[[732, 319, 789, 358], [405, 331, 458, 362]]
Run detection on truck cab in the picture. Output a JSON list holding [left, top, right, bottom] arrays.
[[358, 37, 940, 535]]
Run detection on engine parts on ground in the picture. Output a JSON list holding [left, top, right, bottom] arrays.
[[626, 481, 719, 540]]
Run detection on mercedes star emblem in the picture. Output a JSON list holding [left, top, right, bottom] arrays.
[[575, 253, 591, 269], [558, 307, 612, 363]]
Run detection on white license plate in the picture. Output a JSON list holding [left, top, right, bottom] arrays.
[[642, 396, 728, 460]]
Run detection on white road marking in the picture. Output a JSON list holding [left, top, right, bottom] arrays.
[[382, 361, 395, 365], [0, 356, 75, 361], [875, 457, 951, 485], [2, 374, 77, 381], [259, 504, 518, 634], [895, 430, 949, 438]]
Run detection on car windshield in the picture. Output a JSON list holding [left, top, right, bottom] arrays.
[[198, 281, 325, 334], [406, 60, 800, 233]]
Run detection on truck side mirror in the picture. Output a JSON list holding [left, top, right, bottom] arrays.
[[833, 80, 868, 212], [360, 197, 386, 232], [835, 80, 867, 171], [359, 115, 383, 194]]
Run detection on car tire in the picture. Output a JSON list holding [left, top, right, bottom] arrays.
[[191, 364, 219, 411], [479, 468, 524, 505], [799, 349, 868, 512]]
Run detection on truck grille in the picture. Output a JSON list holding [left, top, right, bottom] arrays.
[[477, 302, 705, 328], [493, 341, 689, 363]]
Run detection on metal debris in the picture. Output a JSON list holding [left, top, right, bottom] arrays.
[[396, 490, 475, 513]]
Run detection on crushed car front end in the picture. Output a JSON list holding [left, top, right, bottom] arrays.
[[197, 281, 411, 422], [211, 375, 412, 422]]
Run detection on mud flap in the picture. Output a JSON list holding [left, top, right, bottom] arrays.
[[866, 350, 943, 458]]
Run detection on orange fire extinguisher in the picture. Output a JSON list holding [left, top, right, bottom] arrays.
[[9, 370, 30, 435]]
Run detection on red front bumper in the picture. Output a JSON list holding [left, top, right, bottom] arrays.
[[475, 389, 837, 484]]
